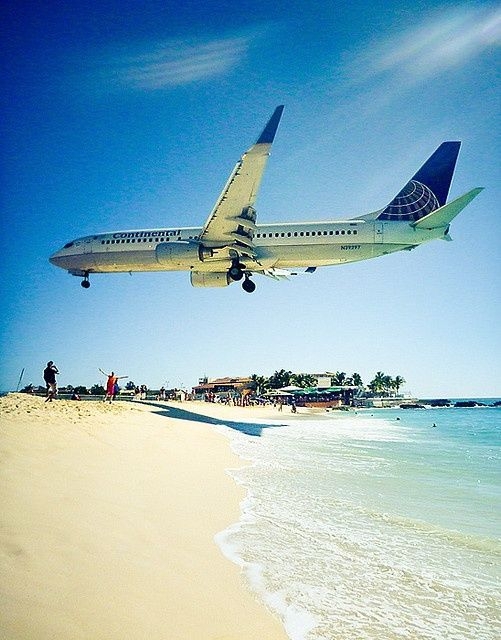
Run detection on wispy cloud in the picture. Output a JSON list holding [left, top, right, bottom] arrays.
[[348, 4, 500, 87], [104, 34, 253, 90]]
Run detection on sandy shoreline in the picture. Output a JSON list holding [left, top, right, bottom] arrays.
[[0, 394, 287, 640]]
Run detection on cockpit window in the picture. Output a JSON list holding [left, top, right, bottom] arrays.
[[63, 242, 75, 249]]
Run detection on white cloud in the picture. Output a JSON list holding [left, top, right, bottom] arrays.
[[350, 4, 501, 86], [106, 34, 253, 90]]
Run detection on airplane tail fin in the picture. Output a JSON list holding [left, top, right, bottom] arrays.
[[377, 142, 461, 222]]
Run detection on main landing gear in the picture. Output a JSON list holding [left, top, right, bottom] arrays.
[[228, 259, 245, 281], [80, 272, 91, 288], [228, 258, 256, 293], [228, 260, 256, 293], [242, 274, 256, 293]]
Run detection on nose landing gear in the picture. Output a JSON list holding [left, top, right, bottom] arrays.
[[81, 272, 91, 288]]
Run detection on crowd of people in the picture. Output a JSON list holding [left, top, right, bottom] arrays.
[[41, 362, 295, 409]]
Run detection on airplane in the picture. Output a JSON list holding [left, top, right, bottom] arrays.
[[49, 105, 482, 293]]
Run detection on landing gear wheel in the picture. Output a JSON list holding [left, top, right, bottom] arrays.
[[81, 273, 91, 288], [228, 260, 246, 281], [229, 266, 244, 281], [242, 276, 256, 293]]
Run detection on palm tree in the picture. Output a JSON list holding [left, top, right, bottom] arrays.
[[382, 375, 394, 396], [267, 369, 292, 389], [290, 373, 317, 388], [393, 375, 405, 394], [331, 371, 347, 386], [369, 371, 386, 396], [250, 374, 268, 395], [351, 372, 363, 387]]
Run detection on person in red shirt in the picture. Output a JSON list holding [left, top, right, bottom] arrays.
[[99, 368, 128, 403]]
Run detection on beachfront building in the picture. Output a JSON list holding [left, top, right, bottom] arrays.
[[310, 374, 336, 388], [191, 372, 363, 407], [285, 373, 361, 408], [267, 385, 359, 408], [192, 376, 253, 402]]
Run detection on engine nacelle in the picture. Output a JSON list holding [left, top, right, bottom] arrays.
[[190, 271, 231, 288], [156, 241, 213, 268]]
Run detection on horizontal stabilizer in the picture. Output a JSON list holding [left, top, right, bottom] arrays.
[[412, 187, 483, 229]]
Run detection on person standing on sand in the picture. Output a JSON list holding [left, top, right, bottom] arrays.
[[99, 368, 128, 403], [43, 361, 59, 402]]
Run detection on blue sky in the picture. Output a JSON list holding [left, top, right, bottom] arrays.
[[1, 1, 500, 397]]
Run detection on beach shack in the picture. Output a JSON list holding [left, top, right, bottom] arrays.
[[269, 386, 358, 408], [192, 376, 253, 402]]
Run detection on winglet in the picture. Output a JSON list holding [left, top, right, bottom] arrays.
[[256, 105, 285, 144]]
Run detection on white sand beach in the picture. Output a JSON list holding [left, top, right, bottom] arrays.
[[0, 394, 287, 640]]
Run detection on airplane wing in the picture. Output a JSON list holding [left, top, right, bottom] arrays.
[[198, 106, 284, 257]]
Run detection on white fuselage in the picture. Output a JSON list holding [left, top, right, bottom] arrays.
[[50, 218, 444, 276], [47, 108, 479, 292]]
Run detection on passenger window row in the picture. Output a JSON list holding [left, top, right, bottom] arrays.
[[100, 228, 358, 245], [256, 229, 358, 238], [102, 237, 181, 245]]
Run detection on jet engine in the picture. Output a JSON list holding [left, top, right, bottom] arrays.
[[190, 272, 231, 287], [156, 241, 213, 268]]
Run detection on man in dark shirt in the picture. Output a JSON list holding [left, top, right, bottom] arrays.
[[43, 361, 59, 402]]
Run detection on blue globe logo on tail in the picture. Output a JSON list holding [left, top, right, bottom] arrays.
[[378, 180, 439, 221], [376, 141, 461, 223]]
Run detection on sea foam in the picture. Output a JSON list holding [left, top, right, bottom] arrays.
[[216, 407, 501, 639]]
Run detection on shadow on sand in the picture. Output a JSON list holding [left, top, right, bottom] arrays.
[[140, 401, 285, 437]]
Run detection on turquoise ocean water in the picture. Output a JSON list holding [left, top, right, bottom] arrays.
[[216, 402, 501, 640]]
